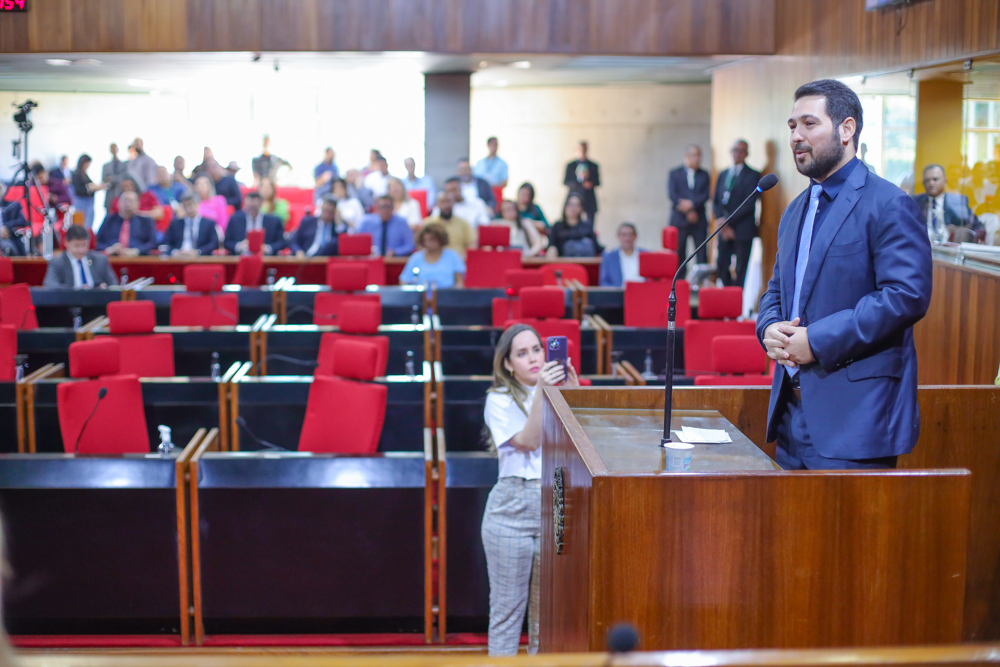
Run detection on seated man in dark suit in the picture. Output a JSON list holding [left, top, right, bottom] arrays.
[[0, 181, 30, 257], [224, 192, 287, 255], [210, 162, 243, 209], [43, 225, 119, 289], [95, 191, 158, 256], [164, 192, 219, 256], [290, 195, 343, 257], [913, 164, 984, 242]]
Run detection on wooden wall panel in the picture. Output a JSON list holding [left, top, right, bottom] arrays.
[[0, 0, 775, 55]]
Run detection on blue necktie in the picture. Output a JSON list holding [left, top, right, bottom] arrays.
[[77, 258, 88, 288], [787, 184, 823, 377]]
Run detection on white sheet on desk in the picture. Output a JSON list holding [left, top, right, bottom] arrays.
[[673, 426, 733, 444]]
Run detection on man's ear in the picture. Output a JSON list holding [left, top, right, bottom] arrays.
[[840, 117, 857, 147]]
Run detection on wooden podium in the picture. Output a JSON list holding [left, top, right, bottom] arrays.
[[539, 387, 970, 653]]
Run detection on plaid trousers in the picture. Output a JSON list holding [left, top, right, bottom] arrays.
[[480, 476, 541, 656]]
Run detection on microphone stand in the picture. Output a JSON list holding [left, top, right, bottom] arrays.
[[661, 174, 777, 446]]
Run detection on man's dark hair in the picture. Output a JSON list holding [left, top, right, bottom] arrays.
[[65, 225, 89, 243], [245, 191, 263, 202], [487, 136, 497, 144], [30, 162, 45, 176], [794, 79, 864, 150], [376, 156, 387, 164], [420, 223, 450, 248], [445, 177, 461, 185], [376, 194, 394, 205], [179, 192, 196, 204], [617, 222, 637, 235], [923, 163, 945, 175]]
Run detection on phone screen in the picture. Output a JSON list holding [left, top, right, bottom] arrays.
[[545, 336, 569, 378]]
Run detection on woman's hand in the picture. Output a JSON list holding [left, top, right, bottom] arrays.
[[563, 360, 580, 388], [537, 360, 567, 388]]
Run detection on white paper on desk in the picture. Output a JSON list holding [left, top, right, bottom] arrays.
[[675, 426, 732, 444]]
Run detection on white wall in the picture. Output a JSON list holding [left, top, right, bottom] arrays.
[[470, 83, 712, 248]]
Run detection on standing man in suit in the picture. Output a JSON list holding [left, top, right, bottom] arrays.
[[713, 140, 762, 288], [290, 195, 343, 258], [668, 145, 712, 271], [758, 79, 932, 470], [564, 141, 600, 224], [912, 164, 984, 243], [101, 142, 128, 204], [95, 191, 158, 256], [164, 193, 219, 256], [0, 182, 30, 257], [225, 192, 287, 255], [43, 225, 118, 289], [455, 158, 496, 211]]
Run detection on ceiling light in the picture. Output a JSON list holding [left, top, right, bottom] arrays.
[[45, 59, 71, 67], [511, 61, 531, 69]]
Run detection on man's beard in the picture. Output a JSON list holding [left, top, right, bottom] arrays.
[[794, 131, 845, 180], [440, 209, 453, 220]]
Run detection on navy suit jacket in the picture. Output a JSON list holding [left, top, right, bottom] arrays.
[[163, 216, 219, 255], [214, 175, 243, 208], [911, 193, 982, 232], [224, 211, 287, 254], [712, 165, 762, 241], [756, 161, 932, 460], [598, 247, 649, 287], [668, 167, 711, 229], [1, 200, 29, 256], [95, 214, 158, 255], [290, 216, 340, 256]]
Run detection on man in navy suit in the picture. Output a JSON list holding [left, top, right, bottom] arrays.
[[164, 193, 219, 256], [912, 164, 984, 243], [757, 79, 932, 470], [224, 192, 287, 255], [290, 195, 343, 257], [0, 182, 30, 256], [668, 145, 711, 272], [95, 191, 158, 256], [599, 223, 648, 287], [713, 140, 762, 288]]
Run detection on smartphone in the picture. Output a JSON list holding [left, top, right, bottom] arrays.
[[546, 336, 569, 380]]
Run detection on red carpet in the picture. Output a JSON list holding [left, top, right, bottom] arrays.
[[12, 635, 183, 648]]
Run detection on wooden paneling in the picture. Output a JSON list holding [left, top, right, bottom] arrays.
[[914, 261, 1000, 385], [0, 0, 775, 55]]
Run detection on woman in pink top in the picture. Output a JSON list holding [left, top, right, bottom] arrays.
[[194, 175, 230, 231]]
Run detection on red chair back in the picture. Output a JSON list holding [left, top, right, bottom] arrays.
[[683, 319, 756, 376], [465, 249, 523, 288], [662, 226, 679, 251], [184, 264, 227, 292], [105, 300, 175, 377], [0, 257, 12, 284], [3, 185, 49, 226], [0, 325, 16, 381], [170, 293, 239, 327], [233, 254, 264, 286], [694, 375, 772, 386], [313, 293, 380, 326], [540, 263, 589, 287], [338, 233, 373, 257], [639, 252, 678, 281], [505, 287, 581, 373], [478, 226, 510, 248], [326, 262, 369, 291], [504, 269, 544, 297], [410, 190, 429, 218], [624, 279, 691, 328], [316, 333, 389, 378], [246, 229, 265, 254], [698, 287, 743, 319], [0, 284, 37, 330], [711, 335, 768, 375], [108, 300, 156, 334]]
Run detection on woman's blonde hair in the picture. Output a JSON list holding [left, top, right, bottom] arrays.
[[388, 177, 409, 202], [489, 323, 542, 418]]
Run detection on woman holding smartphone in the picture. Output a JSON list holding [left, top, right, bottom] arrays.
[[481, 324, 579, 655]]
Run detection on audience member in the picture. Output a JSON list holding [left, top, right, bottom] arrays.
[[455, 158, 496, 210], [193, 175, 231, 231], [388, 177, 423, 229], [438, 178, 491, 228], [43, 225, 118, 289], [564, 141, 600, 224], [516, 182, 548, 231], [191, 147, 215, 179], [400, 223, 467, 289], [494, 200, 546, 257], [422, 191, 475, 259], [96, 190, 157, 256], [126, 137, 157, 190], [913, 164, 984, 242], [361, 149, 383, 177], [314, 147, 339, 200], [546, 193, 602, 258], [210, 162, 243, 209], [668, 144, 711, 269], [290, 195, 343, 257], [148, 166, 178, 207], [401, 157, 435, 206], [224, 191, 287, 255], [101, 142, 128, 203], [712, 140, 761, 288], [258, 176, 290, 227], [172, 155, 193, 197], [164, 193, 219, 257], [599, 222, 646, 287], [331, 178, 365, 231], [345, 169, 375, 211], [58, 155, 72, 182], [252, 135, 291, 184], [110, 176, 167, 234], [41, 163, 72, 211], [363, 156, 393, 197], [70, 154, 106, 229], [359, 195, 415, 257], [474, 137, 509, 190], [0, 181, 30, 257]]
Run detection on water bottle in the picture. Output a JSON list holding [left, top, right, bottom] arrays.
[[40, 221, 54, 260], [120, 267, 129, 287], [405, 351, 416, 377], [70, 307, 82, 332], [266, 268, 277, 287], [210, 351, 221, 381], [157, 425, 175, 455], [411, 305, 420, 326], [642, 349, 657, 381], [14, 355, 27, 382]]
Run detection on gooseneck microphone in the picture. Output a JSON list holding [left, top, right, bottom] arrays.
[[603, 623, 639, 667], [74, 387, 108, 454], [661, 173, 778, 446], [235, 416, 287, 451]]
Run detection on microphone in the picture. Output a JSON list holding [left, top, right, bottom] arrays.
[[604, 623, 639, 667], [208, 274, 239, 325], [235, 416, 287, 451], [75, 387, 108, 454], [661, 173, 778, 445]]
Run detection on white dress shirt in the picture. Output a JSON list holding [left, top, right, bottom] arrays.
[[484, 385, 540, 480], [460, 180, 481, 207], [69, 254, 94, 289], [686, 167, 696, 190], [619, 249, 643, 284], [337, 198, 365, 230], [446, 198, 491, 228], [363, 171, 391, 197], [307, 221, 334, 257]]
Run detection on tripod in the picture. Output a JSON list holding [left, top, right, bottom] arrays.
[[9, 101, 56, 258]]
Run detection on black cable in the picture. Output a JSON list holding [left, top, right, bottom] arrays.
[[208, 274, 238, 325], [260, 354, 319, 368]]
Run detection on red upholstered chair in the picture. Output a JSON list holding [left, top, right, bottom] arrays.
[[662, 226, 679, 252], [0, 325, 16, 381], [314, 263, 380, 326], [410, 190, 429, 218], [491, 269, 545, 327], [684, 288, 755, 376], [465, 249, 522, 288], [338, 233, 374, 257], [299, 338, 388, 454], [540, 263, 589, 287], [232, 254, 264, 286], [478, 226, 510, 249], [624, 252, 689, 328], [316, 300, 389, 378], [0, 257, 38, 330], [57, 338, 149, 454], [694, 335, 771, 386], [245, 229, 265, 254], [505, 287, 582, 374], [170, 264, 239, 327], [105, 300, 174, 377]]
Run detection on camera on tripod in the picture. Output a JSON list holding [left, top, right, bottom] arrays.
[[12, 100, 37, 133]]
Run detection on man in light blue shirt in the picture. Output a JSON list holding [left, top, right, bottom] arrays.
[[401, 157, 435, 209], [314, 147, 339, 200], [473, 137, 509, 189], [358, 195, 415, 257]]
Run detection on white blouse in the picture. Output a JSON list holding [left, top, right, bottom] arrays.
[[395, 198, 424, 229], [484, 385, 541, 480]]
